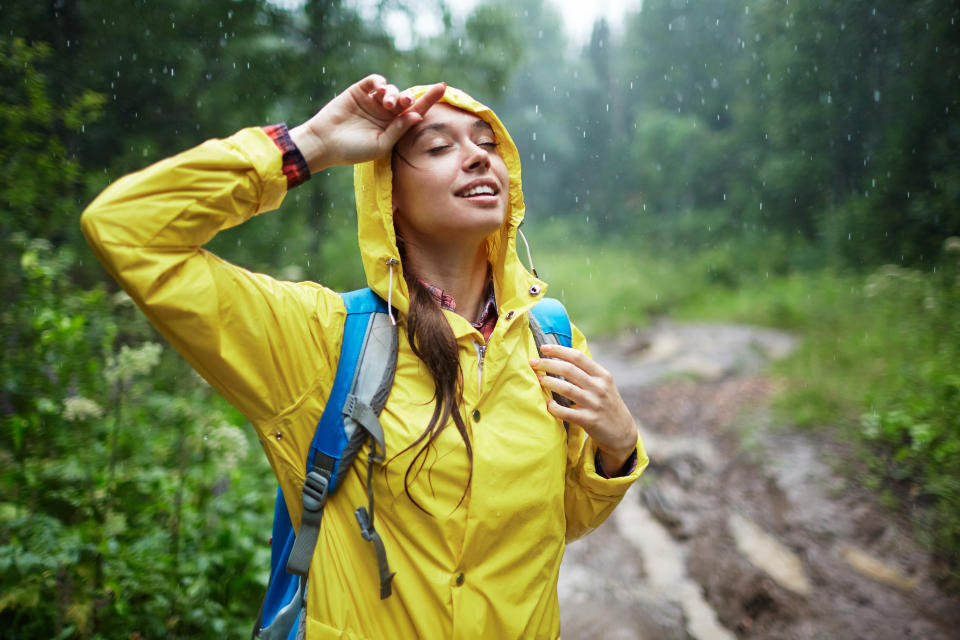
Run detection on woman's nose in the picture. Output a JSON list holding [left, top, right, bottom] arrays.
[[462, 141, 491, 171]]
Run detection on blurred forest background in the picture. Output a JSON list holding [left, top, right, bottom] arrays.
[[1, 0, 958, 636]]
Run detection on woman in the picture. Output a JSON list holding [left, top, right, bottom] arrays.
[[81, 75, 648, 639]]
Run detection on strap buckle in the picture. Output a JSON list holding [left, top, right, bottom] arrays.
[[302, 470, 329, 512]]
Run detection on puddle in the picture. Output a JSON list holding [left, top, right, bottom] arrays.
[[615, 494, 736, 640]]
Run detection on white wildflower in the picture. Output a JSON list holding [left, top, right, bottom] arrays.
[[279, 265, 305, 282], [105, 342, 163, 384], [62, 396, 105, 422], [206, 422, 250, 471], [112, 290, 134, 306]]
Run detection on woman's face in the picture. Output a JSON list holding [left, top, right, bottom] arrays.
[[392, 103, 510, 247]]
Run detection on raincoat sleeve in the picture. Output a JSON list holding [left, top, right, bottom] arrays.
[[80, 127, 344, 430], [563, 324, 649, 542]]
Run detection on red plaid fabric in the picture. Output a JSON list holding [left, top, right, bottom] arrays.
[[421, 279, 498, 341], [263, 123, 310, 189]]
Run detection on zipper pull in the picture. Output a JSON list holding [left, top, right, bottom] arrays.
[[475, 341, 487, 397]]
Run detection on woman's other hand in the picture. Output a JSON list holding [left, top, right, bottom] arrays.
[[530, 344, 638, 474], [290, 75, 446, 173]]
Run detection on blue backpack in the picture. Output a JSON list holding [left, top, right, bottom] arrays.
[[253, 288, 573, 640]]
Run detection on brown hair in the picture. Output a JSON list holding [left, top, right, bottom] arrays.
[[396, 266, 473, 513]]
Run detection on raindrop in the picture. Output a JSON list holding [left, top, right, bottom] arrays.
[[722, 193, 726, 201], [605, 104, 610, 112], [541, 152, 546, 162], [532, 132, 537, 141], [759, 202, 763, 211], [873, 90, 881, 102], [745, 5, 750, 15], [535, 104, 539, 114]]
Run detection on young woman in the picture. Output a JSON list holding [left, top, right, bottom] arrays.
[[81, 74, 648, 639]]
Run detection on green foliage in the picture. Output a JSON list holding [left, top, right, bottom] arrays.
[[772, 252, 960, 574], [0, 236, 275, 638], [0, 38, 103, 247]]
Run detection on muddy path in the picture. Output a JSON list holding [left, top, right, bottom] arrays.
[[558, 322, 960, 639]]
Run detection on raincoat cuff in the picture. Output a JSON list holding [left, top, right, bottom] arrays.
[[227, 127, 288, 214], [579, 432, 648, 495]]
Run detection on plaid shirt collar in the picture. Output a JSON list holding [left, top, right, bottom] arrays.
[[420, 278, 498, 341]]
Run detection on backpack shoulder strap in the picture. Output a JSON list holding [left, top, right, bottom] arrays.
[[287, 287, 397, 578], [255, 288, 397, 640], [529, 298, 574, 430]]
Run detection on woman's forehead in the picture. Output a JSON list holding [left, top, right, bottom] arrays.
[[402, 104, 493, 143]]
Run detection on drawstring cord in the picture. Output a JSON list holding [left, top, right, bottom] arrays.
[[386, 258, 399, 325], [517, 228, 538, 279]]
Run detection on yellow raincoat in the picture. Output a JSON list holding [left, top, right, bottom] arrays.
[[81, 86, 648, 639]]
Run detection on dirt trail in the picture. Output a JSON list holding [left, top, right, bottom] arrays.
[[558, 321, 960, 639]]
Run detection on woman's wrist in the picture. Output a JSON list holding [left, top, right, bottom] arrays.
[[289, 121, 333, 173], [597, 445, 635, 475]]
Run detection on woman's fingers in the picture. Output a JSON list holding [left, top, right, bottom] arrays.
[[410, 82, 446, 116], [530, 354, 600, 392], [530, 344, 639, 467], [540, 343, 608, 377], [537, 372, 589, 406]]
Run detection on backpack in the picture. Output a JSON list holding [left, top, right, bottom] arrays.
[[253, 288, 573, 640]]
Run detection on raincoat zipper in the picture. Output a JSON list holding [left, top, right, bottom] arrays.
[[474, 341, 486, 397]]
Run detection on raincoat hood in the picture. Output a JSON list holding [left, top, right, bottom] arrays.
[[353, 85, 546, 319]]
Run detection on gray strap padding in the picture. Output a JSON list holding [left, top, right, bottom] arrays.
[[257, 577, 305, 640], [343, 311, 397, 451], [343, 394, 385, 453]]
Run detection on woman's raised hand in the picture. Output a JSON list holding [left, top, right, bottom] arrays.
[[530, 344, 639, 475], [290, 75, 446, 173]]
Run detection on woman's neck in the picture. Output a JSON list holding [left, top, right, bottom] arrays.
[[402, 237, 490, 321]]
